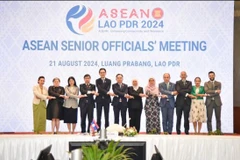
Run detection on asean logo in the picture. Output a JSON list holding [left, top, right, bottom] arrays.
[[152, 8, 164, 19], [66, 5, 95, 35]]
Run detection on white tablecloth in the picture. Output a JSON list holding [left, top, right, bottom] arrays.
[[0, 134, 240, 160]]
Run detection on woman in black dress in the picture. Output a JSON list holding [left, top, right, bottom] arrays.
[[47, 77, 67, 134], [127, 79, 147, 133]]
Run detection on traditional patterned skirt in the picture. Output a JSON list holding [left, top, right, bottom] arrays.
[[144, 96, 161, 133], [189, 99, 207, 123]]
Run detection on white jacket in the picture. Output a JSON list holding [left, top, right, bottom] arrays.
[[33, 85, 48, 105]]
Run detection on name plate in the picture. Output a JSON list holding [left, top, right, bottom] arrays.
[[107, 131, 119, 139]]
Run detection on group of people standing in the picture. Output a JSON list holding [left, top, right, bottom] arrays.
[[32, 69, 222, 135], [159, 71, 222, 135]]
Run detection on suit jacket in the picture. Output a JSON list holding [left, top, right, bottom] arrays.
[[79, 83, 96, 107], [127, 86, 143, 110], [32, 85, 48, 105], [95, 78, 111, 103], [112, 83, 128, 106], [159, 82, 175, 108], [191, 86, 205, 99], [63, 86, 79, 109], [175, 80, 192, 106], [204, 80, 222, 106]]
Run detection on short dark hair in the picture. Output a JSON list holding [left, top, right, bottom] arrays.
[[99, 68, 106, 73], [37, 76, 45, 83], [84, 74, 91, 78], [208, 71, 215, 75], [194, 77, 201, 81], [53, 77, 60, 82], [116, 73, 123, 77], [38, 76, 45, 81], [67, 76, 77, 87]]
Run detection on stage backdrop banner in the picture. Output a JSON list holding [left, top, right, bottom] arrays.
[[0, 1, 234, 133]]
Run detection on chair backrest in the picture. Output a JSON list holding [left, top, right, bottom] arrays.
[[150, 145, 163, 160]]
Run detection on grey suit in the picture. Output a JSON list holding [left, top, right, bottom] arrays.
[[159, 82, 175, 134], [204, 80, 222, 132]]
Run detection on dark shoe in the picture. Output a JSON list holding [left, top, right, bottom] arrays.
[[164, 132, 168, 135], [168, 132, 172, 135], [185, 130, 189, 135], [208, 131, 213, 135], [177, 131, 181, 135], [213, 130, 224, 135]]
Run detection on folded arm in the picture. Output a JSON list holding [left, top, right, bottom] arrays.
[[175, 82, 192, 96], [80, 85, 88, 95], [128, 87, 143, 98], [204, 82, 221, 97], [65, 87, 79, 99], [48, 86, 61, 97], [113, 85, 128, 97], [33, 86, 48, 100], [159, 84, 174, 98], [96, 80, 111, 94]]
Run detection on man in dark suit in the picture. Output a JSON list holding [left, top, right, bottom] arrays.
[[95, 68, 114, 130], [159, 73, 178, 134], [175, 71, 192, 135], [79, 74, 97, 133], [204, 71, 222, 134], [112, 73, 131, 127]]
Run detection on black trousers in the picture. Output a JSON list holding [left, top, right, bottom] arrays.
[[176, 102, 190, 134], [128, 108, 142, 132], [96, 102, 110, 129], [80, 103, 94, 133], [113, 102, 127, 127]]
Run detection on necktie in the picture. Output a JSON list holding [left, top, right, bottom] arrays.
[[212, 81, 215, 89], [119, 84, 122, 88], [183, 81, 186, 85], [102, 79, 105, 83], [167, 83, 169, 90]]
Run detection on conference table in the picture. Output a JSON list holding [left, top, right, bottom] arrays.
[[0, 134, 240, 160]]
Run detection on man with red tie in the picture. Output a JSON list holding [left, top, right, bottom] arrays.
[[112, 74, 132, 127], [79, 74, 97, 133]]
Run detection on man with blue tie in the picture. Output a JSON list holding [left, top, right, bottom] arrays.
[[159, 73, 178, 134], [112, 73, 132, 127]]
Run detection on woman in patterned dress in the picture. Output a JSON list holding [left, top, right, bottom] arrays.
[[144, 78, 161, 134], [189, 77, 207, 134]]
